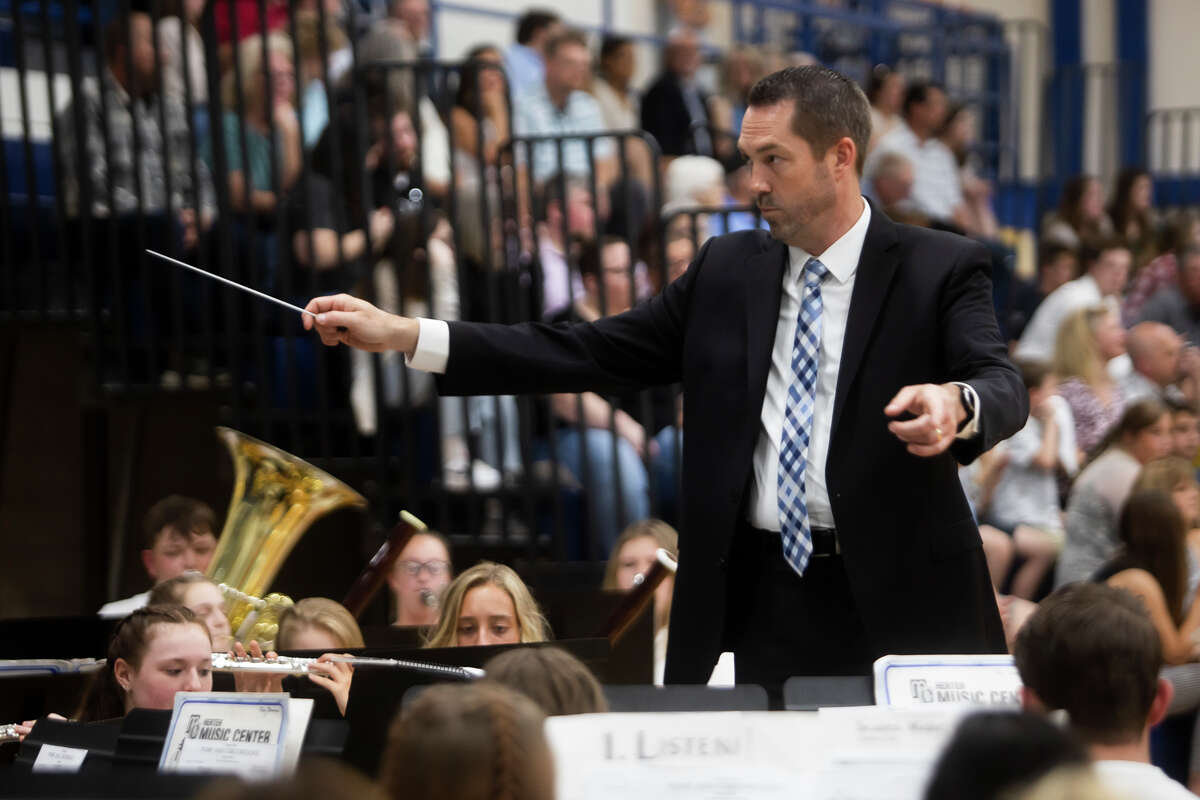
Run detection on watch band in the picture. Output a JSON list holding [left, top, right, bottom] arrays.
[[956, 384, 977, 433]]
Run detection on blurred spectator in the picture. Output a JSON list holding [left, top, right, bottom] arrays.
[[58, 12, 215, 242], [938, 103, 998, 239], [1053, 306, 1127, 456], [662, 155, 725, 242], [866, 80, 968, 230], [1138, 246, 1200, 347], [641, 29, 715, 157], [1042, 174, 1114, 251], [156, 0, 208, 106], [211, 0, 287, 46], [1110, 167, 1163, 272], [709, 160, 768, 237], [1168, 402, 1200, 464], [1098, 489, 1200, 665], [867, 151, 920, 224], [483, 646, 609, 715], [924, 711, 1089, 800], [1015, 583, 1196, 799], [1124, 213, 1200, 324], [1006, 242, 1078, 345], [424, 561, 550, 647], [1116, 322, 1196, 407], [515, 30, 617, 191], [865, 64, 905, 152], [207, 32, 302, 215], [718, 44, 764, 135], [536, 174, 594, 316], [545, 237, 681, 554], [1056, 398, 1171, 587], [504, 9, 562, 100], [451, 44, 509, 266], [1016, 238, 1131, 362], [380, 683, 555, 800], [985, 360, 1072, 600], [293, 10, 350, 148], [392, 0, 431, 55], [387, 531, 453, 627], [593, 34, 638, 132]]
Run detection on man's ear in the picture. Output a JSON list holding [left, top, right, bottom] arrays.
[[1148, 677, 1174, 728], [833, 136, 857, 176]]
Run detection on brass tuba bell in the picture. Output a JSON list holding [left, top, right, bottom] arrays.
[[205, 427, 367, 646]]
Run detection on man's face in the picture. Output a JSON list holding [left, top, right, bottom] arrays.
[[390, 110, 418, 169], [738, 100, 839, 248], [1042, 252, 1077, 293], [1091, 247, 1132, 297], [597, 241, 633, 315], [667, 36, 701, 79], [874, 163, 914, 207], [127, 14, 158, 91], [565, 186, 595, 236], [911, 87, 947, 135], [142, 527, 218, 584], [1140, 329, 1183, 387], [546, 42, 591, 95]]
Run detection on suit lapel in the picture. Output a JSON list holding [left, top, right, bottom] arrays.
[[831, 207, 901, 437], [744, 239, 789, 414]]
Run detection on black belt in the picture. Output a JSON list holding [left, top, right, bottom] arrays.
[[750, 524, 840, 558]]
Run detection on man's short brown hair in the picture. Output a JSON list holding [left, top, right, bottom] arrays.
[[746, 65, 872, 174], [1013, 582, 1162, 745], [544, 29, 588, 60], [143, 495, 217, 549]]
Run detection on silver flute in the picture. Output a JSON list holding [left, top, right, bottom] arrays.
[[0, 722, 20, 744], [210, 652, 484, 680]]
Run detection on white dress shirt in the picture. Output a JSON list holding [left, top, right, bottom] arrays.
[[406, 198, 981, 534], [1015, 273, 1112, 362]]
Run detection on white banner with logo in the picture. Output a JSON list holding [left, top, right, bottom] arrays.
[[873, 654, 1023, 708]]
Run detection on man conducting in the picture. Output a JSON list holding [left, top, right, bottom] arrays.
[[304, 66, 1026, 694]]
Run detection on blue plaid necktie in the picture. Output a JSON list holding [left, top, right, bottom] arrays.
[[778, 257, 828, 576]]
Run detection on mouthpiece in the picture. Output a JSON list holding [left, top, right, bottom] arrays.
[[420, 588, 439, 608]]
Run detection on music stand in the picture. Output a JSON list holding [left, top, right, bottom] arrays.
[[601, 684, 769, 712], [782, 675, 874, 711], [13, 717, 120, 773]]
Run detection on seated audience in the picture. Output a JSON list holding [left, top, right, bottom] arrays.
[[483, 646, 609, 715], [1116, 321, 1192, 407], [1168, 401, 1200, 463], [1124, 212, 1200, 324], [57, 12, 215, 241], [292, 10, 350, 148], [380, 683, 555, 800], [865, 64, 905, 152], [546, 237, 681, 552], [275, 597, 365, 716], [718, 44, 764, 135], [1097, 489, 1200, 664], [663, 155, 727, 243], [867, 151, 921, 226], [1015, 583, 1196, 798], [708, 159, 769, 237], [424, 562, 550, 648], [604, 519, 679, 684], [392, 0, 432, 56], [206, 32, 302, 215], [515, 29, 616, 190], [1016, 238, 1131, 362], [1006, 242, 1079, 345], [1042, 174, 1114, 251], [157, 0, 208, 108], [387, 530, 453, 627], [986, 360, 1072, 600], [504, 9, 562, 100], [592, 34, 639, 133], [866, 81, 967, 230], [147, 571, 233, 651], [99, 495, 218, 618], [937, 103, 997, 239], [1109, 167, 1162, 272], [1056, 398, 1171, 587], [536, 175, 595, 316], [1053, 306, 1127, 456], [923, 711, 1089, 800], [641, 29, 716, 158], [1139, 245, 1200, 348], [451, 44, 510, 267]]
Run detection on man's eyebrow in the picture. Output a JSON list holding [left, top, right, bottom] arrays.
[[739, 141, 785, 158]]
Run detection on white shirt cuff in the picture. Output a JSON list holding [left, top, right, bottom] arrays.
[[952, 382, 982, 440], [405, 318, 449, 374]]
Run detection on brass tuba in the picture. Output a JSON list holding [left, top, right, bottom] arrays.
[[205, 427, 367, 646]]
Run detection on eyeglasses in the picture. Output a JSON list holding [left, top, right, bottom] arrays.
[[397, 560, 451, 578]]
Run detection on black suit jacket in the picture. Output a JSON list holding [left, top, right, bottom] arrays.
[[437, 207, 1027, 682], [639, 73, 712, 157]]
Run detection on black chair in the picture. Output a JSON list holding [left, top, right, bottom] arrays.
[[602, 684, 768, 712], [782, 675, 874, 711]]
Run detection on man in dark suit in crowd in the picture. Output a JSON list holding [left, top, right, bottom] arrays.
[[640, 29, 714, 157], [305, 66, 1026, 695]]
